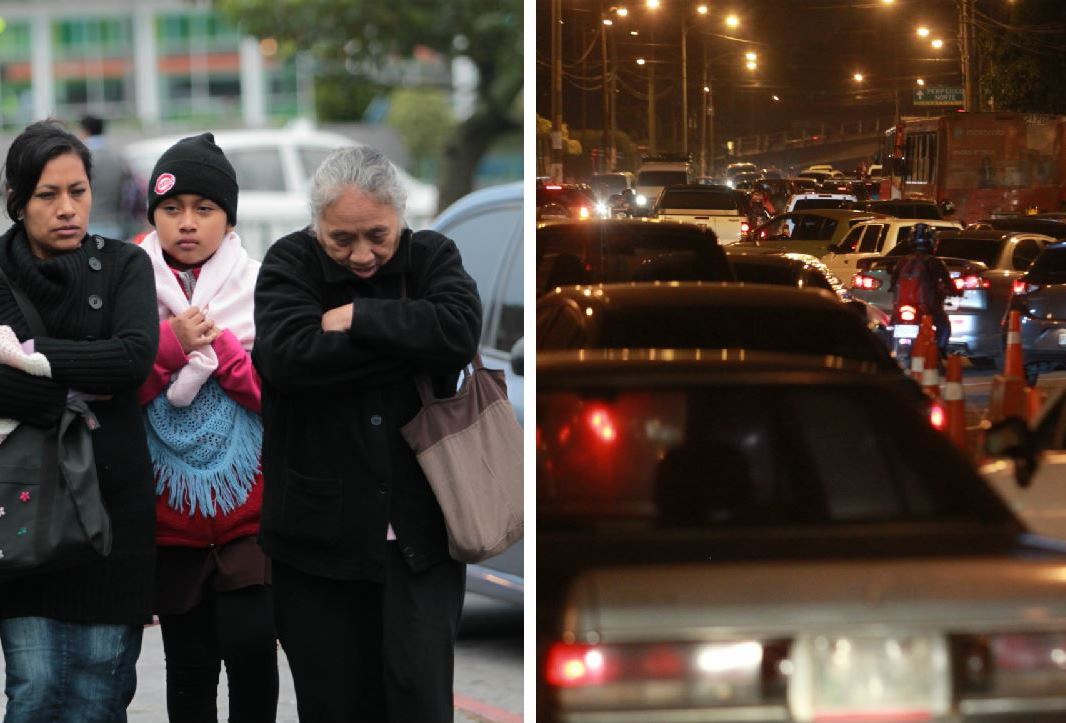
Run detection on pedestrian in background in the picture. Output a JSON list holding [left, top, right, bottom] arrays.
[[137, 133, 278, 723], [0, 120, 159, 721], [253, 145, 482, 722], [77, 114, 137, 241]]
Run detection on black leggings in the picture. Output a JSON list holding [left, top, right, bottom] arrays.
[[159, 584, 279, 723]]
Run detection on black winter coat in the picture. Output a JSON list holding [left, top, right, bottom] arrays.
[[0, 226, 159, 624], [252, 228, 482, 581]]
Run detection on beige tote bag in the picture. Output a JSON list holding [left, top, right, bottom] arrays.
[[401, 355, 523, 563]]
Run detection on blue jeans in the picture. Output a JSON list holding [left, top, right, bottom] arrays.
[[1, 617, 143, 723]]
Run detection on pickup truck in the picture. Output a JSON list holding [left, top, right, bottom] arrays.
[[651, 184, 747, 244]]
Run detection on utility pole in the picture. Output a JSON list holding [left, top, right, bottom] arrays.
[[550, 0, 564, 180], [681, 13, 689, 156], [699, 40, 707, 175], [599, 0, 611, 172], [648, 26, 656, 154], [959, 0, 977, 112]]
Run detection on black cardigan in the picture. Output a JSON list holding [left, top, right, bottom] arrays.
[[0, 226, 159, 624], [253, 228, 481, 581]]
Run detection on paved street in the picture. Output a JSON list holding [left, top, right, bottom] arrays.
[[0, 593, 523, 722]]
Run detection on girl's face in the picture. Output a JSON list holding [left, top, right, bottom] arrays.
[[23, 152, 92, 260], [153, 194, 232, 270]]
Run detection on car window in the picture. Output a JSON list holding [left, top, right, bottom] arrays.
[[495, 241, 523, 353], [935, 237, 1004, 267], [837, 226, 863, 253], [894, 225, 915, 246], [858, 224, 885, 253], [792, 215, 827, 241], [296, 146, 334, 186], [436, 205, 520, 327], [1012, 238, 1042, 271], [1029, 245, 1066, 282], [537, 384, 1008, 529], [225, 147, 287, 192]]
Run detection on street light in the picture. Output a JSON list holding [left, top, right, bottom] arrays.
[[725, 14, 739, 29], [916, 77, 925, 86], [646, 0, 660, 8], [853, 72, 864, 82], [696, 4, 708, 15], [931, 38, 944, 49], [916, 26, 930, 38], [616, 6, 628, 16], [636, 57, 646, 65]]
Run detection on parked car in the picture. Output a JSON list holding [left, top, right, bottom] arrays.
[[537, 350, 1066, 722], [651, 184, 746, 243], [852, 229, 1054, 366], [536, 282, 898, 371], [430, 182, 523, 606], [1005, 241, 1066, 381], [123, 125, 439, 260], [750, 209, 888, 257], [536, 220, 734, 295], [821, 217, 963, 282]]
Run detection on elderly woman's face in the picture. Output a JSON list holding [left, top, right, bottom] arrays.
[[316, 187, 401, 279], [23, 152, 92, 260]]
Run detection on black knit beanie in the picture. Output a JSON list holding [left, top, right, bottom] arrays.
[[147, 132, 238, 226]]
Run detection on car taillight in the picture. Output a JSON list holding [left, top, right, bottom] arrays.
[[899, 305, 917, 322], [1012, 279, 1038, 296], [545, 644, 613, 688], [952, 632, 1066, 704], [585, 406, 617, 443], [929, 401, 946, 430], [741, 221, 751, 233], [953, 274, 990, 291], [851, 273, 882, 291]]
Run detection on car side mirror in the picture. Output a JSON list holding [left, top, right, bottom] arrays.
[[984, 416, 1036, 487], [510, 338, 524, 377]]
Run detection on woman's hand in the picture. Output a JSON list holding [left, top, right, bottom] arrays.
[[321, 303, 354, 332], [169, 307, 221, 353]]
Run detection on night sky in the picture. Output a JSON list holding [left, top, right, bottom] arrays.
[[537, 0, 963, 146]]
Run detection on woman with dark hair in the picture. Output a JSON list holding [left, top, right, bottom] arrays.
[[0, 120, 159, 721]]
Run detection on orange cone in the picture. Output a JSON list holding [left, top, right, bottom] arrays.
[[922, 323, 941, 398], [944, 354, 967, 449], [987, 311, 1029, 422], [910, 316, 932, 382], [1003, 310, 1025, 379]]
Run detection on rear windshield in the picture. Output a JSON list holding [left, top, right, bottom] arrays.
[[1028, 245, 1066, 281], [658, 190, 738, 211], [536, 224, 733, 291], [864, 202, 942, 219], [638, 170, 688, 187], [935, 236, 1004, 267], [538, 301, 891, 366], [792, 198, 855, 211], [538, 383, 1007, 530]]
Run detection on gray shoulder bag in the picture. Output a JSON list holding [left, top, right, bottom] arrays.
[[0, 263, 112, 580]]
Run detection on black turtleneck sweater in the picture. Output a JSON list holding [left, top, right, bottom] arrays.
[[0, 225, 159, 624]]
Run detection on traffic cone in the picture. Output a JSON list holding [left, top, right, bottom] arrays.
[[910, 316, 932, 383], [944, 354, 967, 450], [987, 310, 1028, 422], [921, 323, 941, 398]]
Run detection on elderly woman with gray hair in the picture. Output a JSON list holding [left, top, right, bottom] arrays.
[[251, 145, 481, 722]]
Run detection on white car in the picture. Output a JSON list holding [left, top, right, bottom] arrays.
[[821, 217, 963, 282], [123, 125, 439, 260], [431, 182, 524, 607]]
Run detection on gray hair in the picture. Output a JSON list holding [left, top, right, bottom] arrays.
[[310, 145, 408, 229]]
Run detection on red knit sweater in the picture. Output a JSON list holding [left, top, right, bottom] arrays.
[[138, 266, 263, 547]]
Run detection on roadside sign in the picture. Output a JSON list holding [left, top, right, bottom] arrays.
[[913, 87, 964, 106]]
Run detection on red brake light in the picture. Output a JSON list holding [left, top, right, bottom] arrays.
[[930, 401, 946, 430], [851, 273, 882, 291], [741, 221, 751, 233], [900, 305, 917, 323], [954, 274, 989, 291], [1012, 279, 1037, 296], [586, 406, 617, 443], [545, 644, 610, 688]]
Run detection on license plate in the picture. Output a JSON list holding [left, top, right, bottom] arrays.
[[789, 633, 950, 722], [893, 324, 919, 339]]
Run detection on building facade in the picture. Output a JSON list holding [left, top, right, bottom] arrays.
[[0, 0, 313, 130]]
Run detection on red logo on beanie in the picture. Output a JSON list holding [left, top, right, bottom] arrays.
[[155, 173, 176, 195]]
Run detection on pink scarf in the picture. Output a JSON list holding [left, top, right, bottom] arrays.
[[140, 230, 259, 407]]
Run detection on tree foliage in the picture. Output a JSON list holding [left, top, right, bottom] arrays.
[[978, 3, 1066, 114], [386, 88, 455, 178], [216, 0, 522, 209]]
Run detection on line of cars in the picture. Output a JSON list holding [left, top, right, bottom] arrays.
[[535, 213, 1066, 722]]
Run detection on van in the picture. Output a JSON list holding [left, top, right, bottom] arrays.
[[634, 158, 692, 215], [430, 182, 524, 607]]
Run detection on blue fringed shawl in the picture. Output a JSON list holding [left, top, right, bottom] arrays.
[[144, 378, 262, 517]]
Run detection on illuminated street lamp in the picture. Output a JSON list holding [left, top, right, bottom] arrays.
[[696, 5, 708, 15], [916, 78, 925, 86], [853, 72, 864, 82], [603, 18, 613, 25], [916, 26, 930, 38], [646, 0, 660, 8], [616, 6, 628, 16], [931, 38, 944, 49], [636, 57, 646, 65], [725, 14, 739, 29]]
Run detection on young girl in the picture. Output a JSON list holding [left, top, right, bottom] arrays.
[[137, 133, 278, 722]]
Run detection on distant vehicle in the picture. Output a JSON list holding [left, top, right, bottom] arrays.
[[123, 125, 439, 260], [797, 169, 833, 184], [804, 163, 835, 174], [853, 229, 1053, 366], [588, 171, 634, 211], [724, 161, 758, 178], [822, 217, 963, 281], [430, 182, 523, 606], [877, 112, 1066, 223], [634, 156, 693, 215], [652, 184, 747, 243], [751, 209, 889, 257], [535, 220, 734, 295], [868, 163, 884, 180], [729, 170, 762, 189], [535, 183, 596, 222]]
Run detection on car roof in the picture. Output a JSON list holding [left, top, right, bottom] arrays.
[[855, 217, 960, 227], [541, 280, 841, 309], [936, 228, 1053, 242], [431, 181, 521, 229], [781, 208, 884, 220]]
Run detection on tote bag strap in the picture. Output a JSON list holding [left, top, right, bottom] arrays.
[[0, 263, 48, 337], [401, 272, 483, 405]]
